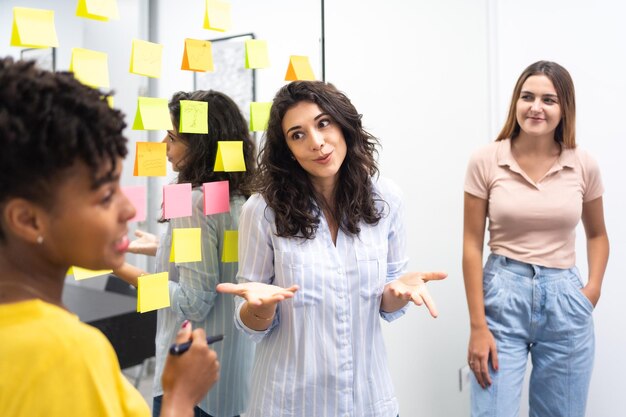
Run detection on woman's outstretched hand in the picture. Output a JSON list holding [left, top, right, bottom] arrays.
[[384, 271, 448, 317], [127, 229, 159, 256]]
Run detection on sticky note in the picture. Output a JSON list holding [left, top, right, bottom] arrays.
[[133, 142, 167, 177], [179, 100, 208, 134], [10, 7, 59, 48], [132, 97, 173, 130], [170, 228, 202, 263], [130, 39, 163, 78], [137, 272, 170, 313], [214, 141, 245, 172], [181, 38, 214, 72], [249, 102, 272, 132], [69, 266, 112, 281], [121, 185, 146, 222], [105, 95, 114, 108], [285, 55, 316, 81], [163, 183, 193, 219], [203, 181, 229, 215], [70, 48, 110, 88], [222, 230, 237, 262], [245, 40, 270, 69], [203, 0, 231, 32], [76, 0, 120, 21]]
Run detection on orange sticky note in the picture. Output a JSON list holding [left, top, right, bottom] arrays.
[[203, 0, 231, 32], [133, 142, 167, 177], [221, 230, 237, 262], [130, 39, 163, 78], [137, 272, 170, 313], [69, 266, 113, 281], [170, 228, 202, 263], [76, 0, 120, 21], [10, 7, 59, 48], [181, 38, 214, 72], [70, 48, 110, 88], [245, 40, 270, 69], [121, 185, 146, 222], [179, 100, 208, 134], [163, 183, 193, 219], [285, 55, 316, 81], [249, 102, 272, 132], [214, 141, 245, 172], [203, 181, 229, 215], [132, 97, 173, 130]]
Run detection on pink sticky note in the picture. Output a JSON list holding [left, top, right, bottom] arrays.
[[122, 185, 146, 222], [203, 181, 230, 215], [163, 183, 192, 219]]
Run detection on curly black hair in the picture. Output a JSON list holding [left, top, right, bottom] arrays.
[[168, 90, 255, 195], [246, 81, 382, 239], [0, 57, 127, 241]]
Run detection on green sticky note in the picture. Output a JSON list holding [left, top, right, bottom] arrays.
[[245, 39, 270, 69], [132, 97, 173, 130], [214, 141, 246, 172], [249, 102, 272, 132], [169, 228, 202, 263], [222, 230, 238, 262], [180, 100, 208, 134]]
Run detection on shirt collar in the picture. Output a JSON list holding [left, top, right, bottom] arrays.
[[497, 138, 576, 169]]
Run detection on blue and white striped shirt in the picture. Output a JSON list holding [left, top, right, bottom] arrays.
[[235, 177, 408, 417], [153, 189, 255, 417]]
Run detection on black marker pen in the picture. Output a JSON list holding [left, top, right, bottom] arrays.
[[169, 334, 224, 355]]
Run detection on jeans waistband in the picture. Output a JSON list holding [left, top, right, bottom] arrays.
[[486, 254, 574, 279]]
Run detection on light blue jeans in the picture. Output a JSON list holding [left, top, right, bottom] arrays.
[[471, 254, 595, 417]]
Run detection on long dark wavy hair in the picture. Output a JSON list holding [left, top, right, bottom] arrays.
[[168, 90, 255, 194], [246, 81, 382, 239]]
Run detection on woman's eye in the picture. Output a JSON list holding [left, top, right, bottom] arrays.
[[292, 132, 304, 140], [319, 119, 330, 128], [101, 191, 114, 205]]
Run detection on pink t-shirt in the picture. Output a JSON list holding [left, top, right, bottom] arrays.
[[464, 138, 603, 268]]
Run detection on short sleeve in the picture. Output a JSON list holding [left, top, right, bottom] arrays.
[[580, 150, 604, 202], [464, 147, 490, 199]]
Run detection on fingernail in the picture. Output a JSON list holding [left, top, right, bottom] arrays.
[[181, 320, 190, 328]]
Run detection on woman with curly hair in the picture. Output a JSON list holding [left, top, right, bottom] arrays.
[[217, 81, 447, 417]]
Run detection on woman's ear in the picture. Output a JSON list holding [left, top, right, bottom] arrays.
[[1, 198, 47, 244]]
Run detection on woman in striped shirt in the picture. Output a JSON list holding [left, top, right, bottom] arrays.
[[218, 81, 447, 417]]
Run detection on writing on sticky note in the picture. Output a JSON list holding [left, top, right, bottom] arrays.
[[249, 102, 272, 132], [76, 0, 120, 21], [181, 38, 214, 72], [163, 183, 193, 219], [121, 185, 147, 222], [203, 181, 229, 215], [245, 40, 270, 69], [285, 55, 316, 81], [137, 272, 170, 313], [133, 142, 167, 177], [70, 48, 110, 88], [132, 97, 173, 130], [203, 0, 231, 32], [170, 228, 202, 263], [214, 141, 246, 172], [69, 266, 113, 281], [130, 39, 163, 78], [180, 100, 208, 134], [222, 230, 238, 262], [11, 7, 59, 48]]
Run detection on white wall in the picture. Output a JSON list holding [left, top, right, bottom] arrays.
[[326, 1, 625, 416]]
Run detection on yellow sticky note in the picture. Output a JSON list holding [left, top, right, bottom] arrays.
[[180, 100, 208, 134], [69, 266, 113, 281], [170, 228, 202, 263], [245, 40, 270, 69], [181, 38, 214, 72], [137, 272, 170, 313], [249, 102, 272, 132], [203, 0, 231, 32], [130, 39, 163, 78], [214, 141, 245, 172], [222, 230, 238, 263], [133, 142, 167, 177], [285, 55, 316, 81], [70, 48, 110, 88], [10, 7, 59, 48], [106, 95, 114, 108], [76, 0, 120, 21], [132, 97, 173, 130]]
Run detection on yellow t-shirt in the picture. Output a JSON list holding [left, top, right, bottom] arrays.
[[0, 299, 150, 417]]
